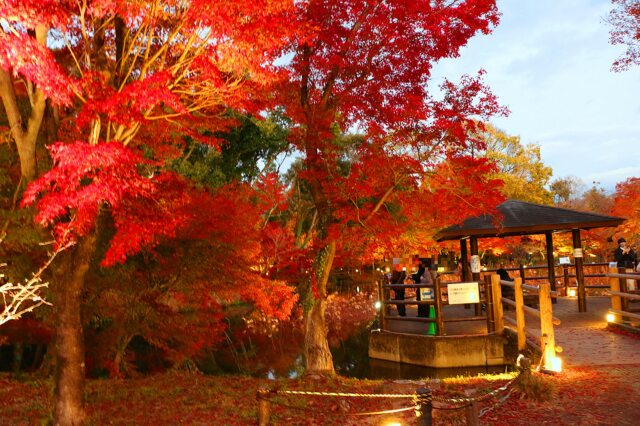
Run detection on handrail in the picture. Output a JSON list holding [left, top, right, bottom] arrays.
[[608, 308, 640, 321], [605, 273, 640, 280], [499, 280, 557, 297], [607, 290, 640, 300], [501, 298, 561, 325]]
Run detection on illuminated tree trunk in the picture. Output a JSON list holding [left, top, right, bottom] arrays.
[[0, 26, 48, 183], [52, 233, 98, 426], [304, 239, 336, 373]]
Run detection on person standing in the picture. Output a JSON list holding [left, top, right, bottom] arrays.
[[390, 268, 407, 317], [614, 238, 636, 269]]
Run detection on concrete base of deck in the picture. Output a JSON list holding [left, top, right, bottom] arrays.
[[368, 330, 506, 368]]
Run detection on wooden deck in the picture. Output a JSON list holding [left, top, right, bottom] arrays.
[[385, 296, 640, 367]]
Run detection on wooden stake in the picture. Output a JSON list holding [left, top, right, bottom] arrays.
[[539, 282, 555, 370], [257, 388, 270, 426], [609, 266, 621, 322], [514, 277, 526, 351], [491, 274, 504, 334]]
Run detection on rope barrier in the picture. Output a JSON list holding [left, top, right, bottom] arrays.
[[349, 405, 417, 416], [432, 374, 519, 405], [274, 389, 414, 398], [268, 394, 417, 416]]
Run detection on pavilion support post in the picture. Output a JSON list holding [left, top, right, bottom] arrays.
[[460, 238, 470, 281], [545, 232, 557, 295], [470, 237, 481, 316], [572, 229, 587, 312]]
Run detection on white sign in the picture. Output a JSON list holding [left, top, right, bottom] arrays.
[[470, 255, 481, 274], [609, 262, 618, 268], [559, 257, 571, 265], [573, 248, 583, 258], [447, 282, 480, 305]]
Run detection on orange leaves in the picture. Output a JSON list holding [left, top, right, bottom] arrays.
[[612, 177, 640, 245]]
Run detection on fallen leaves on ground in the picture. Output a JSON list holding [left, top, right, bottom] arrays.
[[1, 364, 639, 425]]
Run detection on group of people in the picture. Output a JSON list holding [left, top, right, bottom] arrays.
[[387, 238, 639, 318], [388, 258, 435, 317]]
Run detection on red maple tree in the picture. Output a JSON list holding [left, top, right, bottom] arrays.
[[276, 0, 506, 372], [1, 0, 296, 423], [608, 0, 640, 71]]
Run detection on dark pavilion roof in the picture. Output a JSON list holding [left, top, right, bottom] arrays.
[[435, 199, 625, 242]]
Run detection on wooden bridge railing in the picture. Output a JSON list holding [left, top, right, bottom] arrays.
[[606, 266, 640, 329], [377, 277, 493, 336], [496, 275, 561, 371], [484, 262, 612, 291], [376, 272, 561, 370]]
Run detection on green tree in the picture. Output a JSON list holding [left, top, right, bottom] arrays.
[[480, 124, 553, 204]]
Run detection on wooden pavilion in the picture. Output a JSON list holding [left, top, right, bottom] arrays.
[[435, 200, 625, 312]]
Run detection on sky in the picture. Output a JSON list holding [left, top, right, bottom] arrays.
[[430, 0, 640, 192]]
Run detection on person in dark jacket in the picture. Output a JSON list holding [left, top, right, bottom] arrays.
[[614, 237, 636, 269], [496, 264, 515, 299], [390, 269, 406, 316], [413, 259, 430, 317]]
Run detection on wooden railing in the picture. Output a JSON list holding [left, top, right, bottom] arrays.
[[377, 278, 493, 336], [606, 266, 640, 328], [376, 273, 561, 370], [492, 275, 560, 371], [484, 262, 612, 291]]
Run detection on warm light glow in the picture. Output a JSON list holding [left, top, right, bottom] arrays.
[[383, 422, 402, 426], [356, 286, 360, 293], [437, 266, 444, 272], [374, 301, 382, 310], [568, 288, 577, 298], [549, 356, 562, 373], [355, 269, 359, 273], [606, 313, 615, 323], [385, 267, 390, 272]]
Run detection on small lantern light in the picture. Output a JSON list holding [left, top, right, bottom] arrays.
[[606, 313, 615, 323], [568, 288, 577, 298], [550, 356, 562, 373], [374, 301, 382, 310]]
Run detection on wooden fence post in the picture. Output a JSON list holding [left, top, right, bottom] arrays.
[[377, 279, 387, 331], [257, 388, 270, 426], [491, 274, 504, 334], [618, 267, 630, 312], [416, 387, 433, 426], [434, 277, 445, 336], [519, 264, 526, 283], [465, 400, 479, 426], [563, 264, 569, 294], [609, 266, 622, 323], [484, 275, 494, 333], [514, 277, 526, 351], [539, 282, 555, 370]]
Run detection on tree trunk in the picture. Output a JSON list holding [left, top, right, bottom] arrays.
[[0, 26, 48, 182], [52, 233, 98, 426], [304, 240, 336, 373]]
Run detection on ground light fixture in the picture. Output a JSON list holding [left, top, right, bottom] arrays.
[[606, 312, 615, 323], [568, 288, 577, 297], [550, 356, 563, 373], [374, 301, 382, 310]]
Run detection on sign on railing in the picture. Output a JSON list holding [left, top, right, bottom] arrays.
[[447, 282, 479, 305]]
